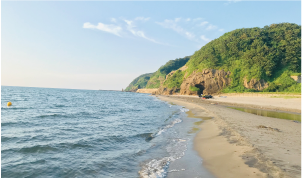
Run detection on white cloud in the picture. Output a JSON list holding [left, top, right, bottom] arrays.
[[200, 35, 211, 42], [157, 19, 183, 33], [156, 19, 195, 40], [186, 18, 191, 21], [206, 24, 217, 30], [83, 22, 123, 37], [124, 19, 161, 44], [193, 18, 203, 22], [175, 18, 181, 22], [110, 18, 117, 23], [199, 21, 209, 26], [135, 17, 150, 21], [219, 29, 224, 32], [225, 0, 241, 5], [83, 22, 95, 29], [185, 32, 195, 39], [124, 20, 133, 26]]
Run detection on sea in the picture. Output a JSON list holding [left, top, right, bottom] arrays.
[[1, 86, 214, 178]]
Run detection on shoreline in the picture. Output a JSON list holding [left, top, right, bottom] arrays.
[[165, 94, 301, 113], [156, 95, 301, 178]]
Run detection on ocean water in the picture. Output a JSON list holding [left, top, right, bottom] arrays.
[[1, 86, 213, 178]]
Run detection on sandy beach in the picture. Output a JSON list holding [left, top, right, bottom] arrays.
[[156, 95, 301, 178]]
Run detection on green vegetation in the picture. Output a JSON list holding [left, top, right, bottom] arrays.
[[145, 56, 190, 88], [124, 73, 154, 91], [270, 96, 301, 99], [166, 23, 301, 92], [189, 86, 200, 92], [163, 70, 185, 88], [263, 70, 301, 92], [291, 73, 301, 76]]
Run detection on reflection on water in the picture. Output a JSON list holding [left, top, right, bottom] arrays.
[[188, 127, 200, 134], [229, 107, 301, 122], [186, 110, 213, 134], [186, 110, 212, 120]]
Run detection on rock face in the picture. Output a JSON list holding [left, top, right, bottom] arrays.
[[136, 88, 159, 93], [291, 75, 301, 83], [152, 86, 179, 95], [153, 68, 271, 95], [180, 69, 231, 95], [243, 77, 269, 91]]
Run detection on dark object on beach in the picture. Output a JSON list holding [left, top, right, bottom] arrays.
[[201, 94, 213, 99], [257, 125, 281, 132]]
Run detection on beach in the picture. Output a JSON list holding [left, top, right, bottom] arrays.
[[156, 95, 301, 178]]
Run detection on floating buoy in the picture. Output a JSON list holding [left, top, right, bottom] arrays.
[[7, 102, 12, 106]]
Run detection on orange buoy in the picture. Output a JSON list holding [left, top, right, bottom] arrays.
[[7, 102, 12, 106]]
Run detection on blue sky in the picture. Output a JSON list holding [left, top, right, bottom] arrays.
[[2, 1, 301, 90]]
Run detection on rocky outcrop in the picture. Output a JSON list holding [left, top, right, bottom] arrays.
[[243, 77, 269, 91], [152, 86, 179, 95], [136, 89, 158, 93], [153, 69, 272, 96], [166, 65, 188, 80], [291, 75, 301, 83], [180, 69, 231, 95]]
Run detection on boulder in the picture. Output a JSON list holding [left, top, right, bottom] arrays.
[[243, 77, 269, 91], [180, 69, 231, 95]]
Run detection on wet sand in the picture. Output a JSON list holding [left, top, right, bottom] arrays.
[[156, 95, 301, 178]]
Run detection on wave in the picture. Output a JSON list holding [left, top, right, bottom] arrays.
[[95, 133, 155, 144], [35, 114, 65, 118], [1, 107, 32, 110], [154, 119, 182, 137], [135, 133, 154, 142], [139, 138, 188, 178], [179, 108, 189, 113], [139, 157, 170, 178], [54, 104, 65, 108], [57, 142, 94, 149], [1, 136, 17, 142], [2, 121, 31, 127], [18, 145, 58, 154]]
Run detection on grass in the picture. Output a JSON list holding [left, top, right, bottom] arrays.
[[270, 96, 301, 99], [221, 92, 301, 95], [291, 73, 301, 76]]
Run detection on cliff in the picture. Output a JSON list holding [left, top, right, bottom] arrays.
[[124, 73, 154, 92], [125, 56, 190, 92], [145, 56, 191, 88], [154, 23, 301, 95]]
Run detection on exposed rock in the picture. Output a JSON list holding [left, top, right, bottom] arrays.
[[152, 86, 179, 95], [136, 89, 158, 93], [243, 77, 269, 91], [291, 75, 301, 83], [180, 69, 231, 95], [165, 65, 188, 79]]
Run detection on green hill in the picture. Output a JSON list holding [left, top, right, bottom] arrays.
[[164, 23, 301, 93], [145, 56, 191, 88], [124, 73, 154, 92]]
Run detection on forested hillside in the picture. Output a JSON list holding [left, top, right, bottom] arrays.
[[164, 23, 301, 93], [145, 56, 191, 88], [124, 73, 154, 92]]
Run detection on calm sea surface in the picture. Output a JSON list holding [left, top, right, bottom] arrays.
[[1, 86, 213, 178]]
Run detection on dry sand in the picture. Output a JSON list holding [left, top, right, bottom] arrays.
[[173, 94, 301, 113], [156, 95, 301, 178]]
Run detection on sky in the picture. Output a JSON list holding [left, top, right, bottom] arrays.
[[1, 1, 301, 90]]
